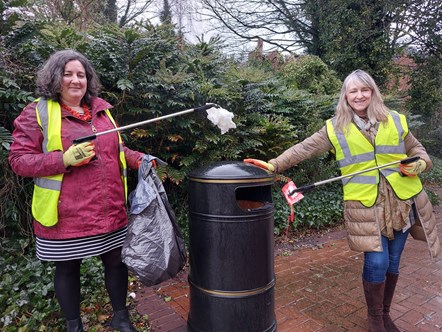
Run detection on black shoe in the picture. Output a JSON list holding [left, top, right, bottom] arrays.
[[66, 317, 84, 332], [110, 308, 138, 332]]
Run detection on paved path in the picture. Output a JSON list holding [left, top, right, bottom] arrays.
[[134, 189, 442, 332]]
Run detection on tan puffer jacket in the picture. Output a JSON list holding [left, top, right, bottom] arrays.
[[269, 126, 440, 258]]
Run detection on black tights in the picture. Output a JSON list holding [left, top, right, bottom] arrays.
[[54, 247, 128, 320]]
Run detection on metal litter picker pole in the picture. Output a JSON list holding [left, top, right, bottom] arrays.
[[73, 103, 219, 144], [288, 156, 420, 196]]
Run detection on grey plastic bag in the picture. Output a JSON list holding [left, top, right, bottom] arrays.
[[122, 155, 187, 286]]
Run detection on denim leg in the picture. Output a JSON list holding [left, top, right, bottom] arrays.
[[386, 229, 410, 274], [363, 229, 409, 283], [363, 236, 390, 283]]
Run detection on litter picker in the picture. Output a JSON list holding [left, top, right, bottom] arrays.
[[288, 156, 420, 196], [73, 103, 232, 144]]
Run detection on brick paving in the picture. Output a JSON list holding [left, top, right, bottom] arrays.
[[134, 190, 442, 332]]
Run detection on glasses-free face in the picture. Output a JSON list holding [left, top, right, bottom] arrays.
[[60, 60, 87, 106], [345, 80, 372, 117]]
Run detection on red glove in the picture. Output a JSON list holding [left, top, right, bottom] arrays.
[[243, 159, 275, 172]]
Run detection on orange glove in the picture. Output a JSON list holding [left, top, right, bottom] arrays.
[[243, 158, 275, 172], [400, 159, 427, 176]]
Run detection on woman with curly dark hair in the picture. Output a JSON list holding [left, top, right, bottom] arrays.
[[9, 49, 146, 332]]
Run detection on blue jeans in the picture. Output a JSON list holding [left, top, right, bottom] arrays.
[[363, 229, 410, 283]]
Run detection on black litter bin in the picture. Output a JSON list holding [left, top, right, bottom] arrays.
[[187, 161, 276, 332]]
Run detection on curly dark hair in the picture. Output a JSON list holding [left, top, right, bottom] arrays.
[[35, 49, 101, 106]]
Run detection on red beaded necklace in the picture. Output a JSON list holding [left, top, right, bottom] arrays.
[[61, 103, 92, 122]]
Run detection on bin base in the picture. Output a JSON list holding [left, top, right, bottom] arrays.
[[187, 280, 276, 332]]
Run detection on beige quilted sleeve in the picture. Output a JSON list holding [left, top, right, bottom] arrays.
[[268, 126, 333, 173]]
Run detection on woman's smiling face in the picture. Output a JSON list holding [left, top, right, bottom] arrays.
[[60, 60, 87, 106], [345, 79, 372, 117]]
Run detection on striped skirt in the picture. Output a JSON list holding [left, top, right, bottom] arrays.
[[36, 226, 127, 261]]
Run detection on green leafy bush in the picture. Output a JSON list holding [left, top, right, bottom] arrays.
[[421, 155, 442, 206], [272, 154, 343, 234], [0, 238, 141, 331], [0, 238, 62, 330], [272, 182, 343, 234], [421, 155, 442, 184], [0, 126, 34, 237], [279, 55, 341, 95], [293, 184, 343, 228]]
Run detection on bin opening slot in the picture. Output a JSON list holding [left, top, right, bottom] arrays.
[[235, 185, 272, 210]]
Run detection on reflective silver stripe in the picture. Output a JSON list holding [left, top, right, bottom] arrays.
[[334, 113, 406, 168], [37, 99, 50, 153], [335, 131, 352, 160], [34, 177, 62, 190], [331, 119, 374, 168], [118, 144, 126, 178], [337, 152, 373, 168], [380, 167, 400, 177], [390, 112, 404, 137], [331, 118, 352, 161], [342, 175, 378, 185], [376, 143, 405, 154], [376, 112, 406, 154]]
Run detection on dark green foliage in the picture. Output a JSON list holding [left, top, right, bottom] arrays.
[[421, 155, 442, 206], [421, 155, 442, 185], [0, 238, 143, 331], [406, 55, 442, 157], [293, 184, 343, 229], [0, 76, 34, 237], [160, 0, 173, 24], [0, 75, 35, 131], [407, 56, 442, 126], [312, 0, 399, 86], [279, 55, 341, 95], [272, 154, 342, 233], [0, 7, 441, 331], [0, 18, 341, 238], [420, 129, 442, 159], [0, 153, 34, 237], [273, 181, 343, 235], [0, 238, 62, 330]]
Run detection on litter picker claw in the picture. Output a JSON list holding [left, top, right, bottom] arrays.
[[288, 156, 421, 196], [73, 103, 231, 144]]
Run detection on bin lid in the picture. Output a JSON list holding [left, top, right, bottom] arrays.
[[188, 161, 274, 183]]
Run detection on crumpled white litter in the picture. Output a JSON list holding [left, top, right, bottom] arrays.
[[206, 106, 236, 134]]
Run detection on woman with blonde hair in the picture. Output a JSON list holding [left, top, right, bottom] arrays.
[[335, 69, 389, 132], [245, 69, 440, 332]]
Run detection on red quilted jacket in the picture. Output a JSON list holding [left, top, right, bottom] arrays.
[[9, 97, 143, 239]]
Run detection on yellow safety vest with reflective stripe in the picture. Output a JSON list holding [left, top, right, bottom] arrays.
[[33, 98, 63, 226], [104, 109, 128, 201], [326, 111, 422, 207], [33, 98, 128, 227]]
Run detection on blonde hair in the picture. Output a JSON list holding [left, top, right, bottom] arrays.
[[335, 69, 389, 132]]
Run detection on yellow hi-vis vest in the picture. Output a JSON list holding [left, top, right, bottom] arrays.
[[326, 111, 423, 207], [33, 98, 128, 227]]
